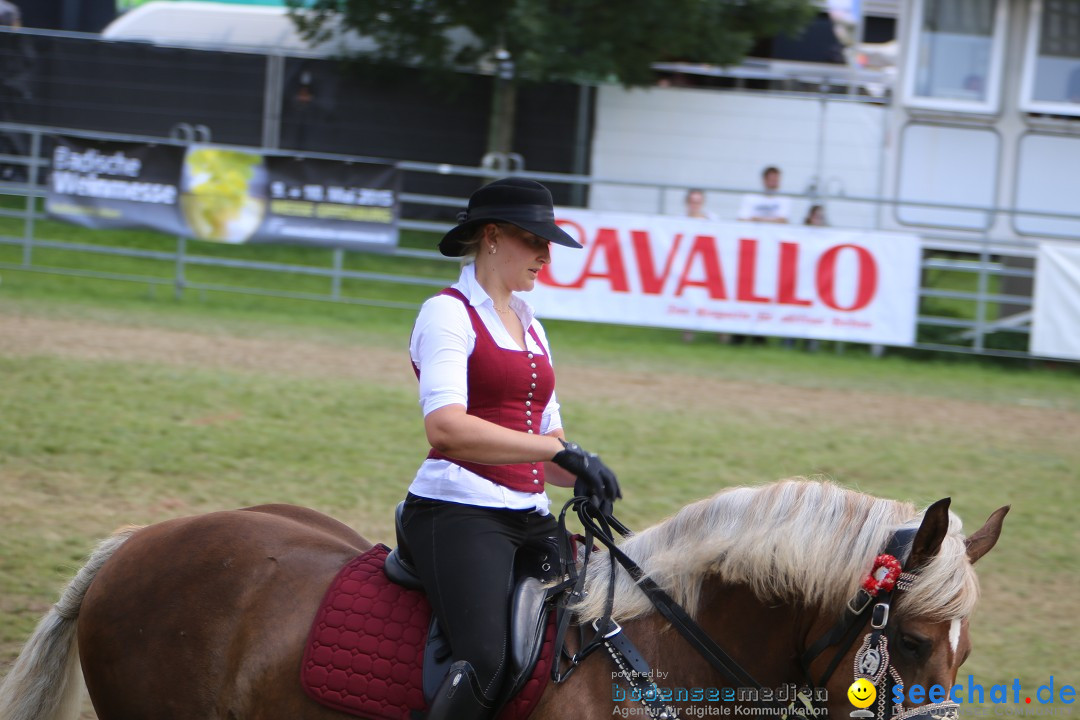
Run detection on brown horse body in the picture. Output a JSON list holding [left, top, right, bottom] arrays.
[[0, 482, 1008, 720], [79, 505, 369, 719]]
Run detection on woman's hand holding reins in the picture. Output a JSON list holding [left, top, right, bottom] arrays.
[[552, 439, 622, 517]]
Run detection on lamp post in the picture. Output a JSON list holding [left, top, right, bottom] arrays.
[[486, 46, 517, 171]]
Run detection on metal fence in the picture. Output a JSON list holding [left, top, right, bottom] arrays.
[[0, 121, 1062, 363]]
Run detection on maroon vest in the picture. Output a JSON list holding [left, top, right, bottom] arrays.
[[415, 288, 556, 494]]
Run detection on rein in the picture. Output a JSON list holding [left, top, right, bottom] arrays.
[[550, 499, 770, 719], [558, 500, 762, 688], [548, 499, 948, 720]]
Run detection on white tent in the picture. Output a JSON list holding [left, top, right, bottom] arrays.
[[102, 1, 375, 56]]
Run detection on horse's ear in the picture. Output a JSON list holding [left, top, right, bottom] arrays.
[[906, 498, 952, 572], [964, 506, 1010, 564]]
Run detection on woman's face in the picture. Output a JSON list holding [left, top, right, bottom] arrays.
[[486, 224, 551, 293]]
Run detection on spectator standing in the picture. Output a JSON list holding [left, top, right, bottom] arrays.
[[804, 204, 827, 226], [682, 188, 717, 341], [781, 204, 827, 351], [729, 167, 789, 344], [737, 166, 791, 224], [0, 0, 20, 26], [684, 188, 715, 220], [0, 0, 30, 183]]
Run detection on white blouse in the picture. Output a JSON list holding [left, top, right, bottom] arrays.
[[407, 263, 563, 514]]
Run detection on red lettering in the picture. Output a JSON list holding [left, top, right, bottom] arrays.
[[674, 235, 727, 299], [631, 230, 683, 295], [540, 219, 586, 288], [737, 239, 771, 303], [816, 244, 878, 311], [776, 241, 812, 306], [539, 224, 629, 292]]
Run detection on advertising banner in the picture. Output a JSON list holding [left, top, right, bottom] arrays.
[[531, 209, 922, 345], [1031, 242, 1080, 361], [46, 136, 399, 250]]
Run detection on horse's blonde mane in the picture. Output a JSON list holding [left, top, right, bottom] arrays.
[[575, 479, 979, 624]]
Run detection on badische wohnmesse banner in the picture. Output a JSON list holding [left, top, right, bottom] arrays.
[[46, 136, 400, 250]]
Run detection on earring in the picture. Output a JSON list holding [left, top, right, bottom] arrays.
[[489, 245, 497, 255]]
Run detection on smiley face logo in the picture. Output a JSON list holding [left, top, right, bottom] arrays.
[[848, 679, 877, 709]]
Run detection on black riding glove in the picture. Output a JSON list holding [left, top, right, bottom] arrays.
[[552, 439, 622, 516]]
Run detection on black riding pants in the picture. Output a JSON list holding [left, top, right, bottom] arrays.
[[399, 494, 559, 702]]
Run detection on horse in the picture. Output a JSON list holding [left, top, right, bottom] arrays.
[[0, 479, 1007, 720]]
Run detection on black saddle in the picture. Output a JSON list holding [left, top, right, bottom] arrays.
[[382, 502, 555, 708]]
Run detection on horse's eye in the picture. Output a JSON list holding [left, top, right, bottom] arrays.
[[899, 632, 929, 660]]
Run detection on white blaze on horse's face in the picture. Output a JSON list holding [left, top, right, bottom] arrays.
[[949, 618, 962, 657]]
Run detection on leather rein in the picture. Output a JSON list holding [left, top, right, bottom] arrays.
[[548, 499, 928, 720]]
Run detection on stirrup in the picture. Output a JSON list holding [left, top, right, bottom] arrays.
[[425, 660, 495, 720]]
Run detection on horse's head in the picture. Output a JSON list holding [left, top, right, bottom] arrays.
[[573, 481, 1009, 720], [815, 498, 1010, 720]]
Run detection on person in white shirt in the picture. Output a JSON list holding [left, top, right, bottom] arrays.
[[737, 166, 791, 224], [403, 177, 621, 720]]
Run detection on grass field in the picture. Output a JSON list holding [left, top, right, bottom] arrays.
[[1, 235, 1078, 715]]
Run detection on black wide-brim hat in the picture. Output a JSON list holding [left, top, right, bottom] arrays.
[[438, 177, 583, 257]]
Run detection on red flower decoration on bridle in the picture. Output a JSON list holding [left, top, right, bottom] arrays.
[[862, 554, 902, 595]]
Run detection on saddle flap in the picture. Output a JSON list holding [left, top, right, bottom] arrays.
[[422, 577, 550, 705], [509, 577, 549, 680]]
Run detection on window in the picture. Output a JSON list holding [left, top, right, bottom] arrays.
[[1020, 0, 1080, 116], [1013, 133, 1080, 238], [902, 0, 1007, 113], [896, 124, 999, 230]]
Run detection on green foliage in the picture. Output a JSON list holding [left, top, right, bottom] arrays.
[[288, 0, 817, 86]]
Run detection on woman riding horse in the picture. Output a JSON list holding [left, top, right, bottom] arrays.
[[402, 177, 621, 719]]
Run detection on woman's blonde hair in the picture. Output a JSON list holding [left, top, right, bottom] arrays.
[[458, 222, 516, 261], [456, 227, 485, 258]]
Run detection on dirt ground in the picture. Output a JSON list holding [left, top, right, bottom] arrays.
[[1, 311, 1076, 447]]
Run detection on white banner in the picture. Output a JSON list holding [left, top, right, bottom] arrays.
[[1031, 242, 1080, 361], [532, 209, 922, 345]]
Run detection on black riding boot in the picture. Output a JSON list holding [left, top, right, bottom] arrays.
[[425, 660, 495, 720]]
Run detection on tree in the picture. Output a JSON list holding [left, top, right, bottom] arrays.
[[290, 0, 817, 164]]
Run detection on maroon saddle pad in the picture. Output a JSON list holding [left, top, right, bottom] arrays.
[[300, 543, 556, 720]]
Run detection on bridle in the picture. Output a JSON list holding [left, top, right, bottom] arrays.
[[798, 527, 956, 720], [549, 499, 961, 720]]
